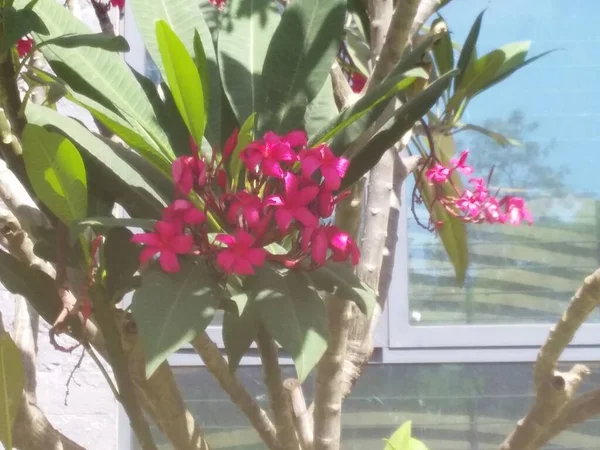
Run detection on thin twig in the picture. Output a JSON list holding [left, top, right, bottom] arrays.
[[64, 346, 86, 406]]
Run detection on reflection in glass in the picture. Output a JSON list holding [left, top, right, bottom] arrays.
[[138, 363, 600, 449], [408, 0, 600, 325]]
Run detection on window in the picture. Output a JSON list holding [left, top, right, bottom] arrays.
[[120, 0, 600, 448]]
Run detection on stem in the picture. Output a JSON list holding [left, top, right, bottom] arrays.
[[257, 327, 300, 450], [89, 286, 158, 450], [283, 379, 313, 450], [313, 298, 352, 450], [191, 332, 281, 450]]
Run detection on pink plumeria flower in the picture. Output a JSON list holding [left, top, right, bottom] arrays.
[[16, 37, 34, 58], [241, 131, 305, 178], [501, 196, 533, 225], [227, 191, 263, 228], [316, 189, 350, 219], [483, 197, 505, 224], [162, 200, 206, 227], [131, 221, 193, 273], [327, 226, 360, 265], [215, 229, 266, 275], [172, 155, 206, 195], [265, 172, 319, 233], [455, 190, 481, 218], [451, 150, 474, 175], [222, 128, 239, 160], [110, 0, 125, 10], [299, 144, 350, 190], [425, 163, 451, 183], [301, 227, 329, 266]]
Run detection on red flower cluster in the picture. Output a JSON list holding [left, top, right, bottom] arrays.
[[16, 37, 34, 58], [350, 72, 366, 93], [131, 130, 358, 275], [424, 150, 533, 226]]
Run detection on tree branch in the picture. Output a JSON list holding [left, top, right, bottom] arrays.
[[192, 332, 281, 450], [257, 327, 300, 450], [366, 0, 422, 90], [313, 298, 352, 450], [331, 63, 356, 110], [409, 0, 442, 38], [90, 0, 117, 37], [284, 379, 313, 450], [500, 268, 600, 450]]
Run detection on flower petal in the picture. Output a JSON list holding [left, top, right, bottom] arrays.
[[293, 207, 318, 228], [246, 248, 266, 266], [140, 247, 158, 264], [311, 230, 328, 265], [131, 232, 161, 247], [217, 250, 236, 273], [261, 158, 284, 178], [232, 259, 255, 276], [297, 186, 320, 205], [283, 130, 308, 147], [216, 234, 236, 247], [170, 235, 193, 254], [275, 209, 294, 233], [160, 251, 180, 273], [300, 154, 321, 178], [321, 166, 341, 191]]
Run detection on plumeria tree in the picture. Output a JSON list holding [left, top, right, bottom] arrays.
[[1, 0, 600, 449]]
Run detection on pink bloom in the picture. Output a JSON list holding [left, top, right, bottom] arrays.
[[223, 128, 239, 160], [216, 169, 227, 191], [351, 72, 366, 93], [455, 190, 481, 218], [483, 197, 505, 224], [130, 221, 193, 273], [172, 155, 206, 195], [300, 144, 349, 190], [16, 37, 33, 58], [265, 173, 319, 233], [215, 229, 266, 275], [301, 227, 329, 265], [425, 163, 450, 183], [469, 177, 489, 200], [327, 226, 360, 265], [241, 131, 304, 178], [450, 150, 474, 175], [162, 200, 206, 226], [501, 196, 533, 225], [110, 0, 125, 9], [316, 189, 349, 218], [227, 191, 263, 228]]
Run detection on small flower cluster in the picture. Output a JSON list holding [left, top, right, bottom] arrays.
[[131, 130, 359, 275], [424, 149, 532, 226]]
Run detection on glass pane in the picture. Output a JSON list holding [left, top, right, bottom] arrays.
[[408, 0, 600, 324], [138, 362, 600, 449]]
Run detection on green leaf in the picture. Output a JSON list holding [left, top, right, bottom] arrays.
[[304, 76, 339, 139], [258, 0, 346, 134], [327, 32, 441, 152], [104, 228, 142, 302], [0, 6, 47, 54], [223, 293, 258, 371], [129, 0, 221, 147], [309, 263, 376, 319], [132, 259, 223, 377], [310, 67, 427, 148], [384, 421, 412, 450], [70, 217, 157, 245], [38, 33, 130, 52], [416, 133, 468, 286], [454, 10, 484, 91], [22, 124, 87, 224], [459, 123, 521, 147], [218, 0, 281, 125], [345, 28, 370, 77], [199, 0, 221, 41], [409, 438, 430, 450], [25, 103, 170, 218], [227, 112, 255, 191], [0, 334, 24, 450], [14, 0, 174, 159], [248, 265, 328, 381], [341, 71, 457, 188], [347, 0, 370, 44], [156, 20, 207, 147], [193, 31, 211, 121], [431, 18, 454, 75]]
